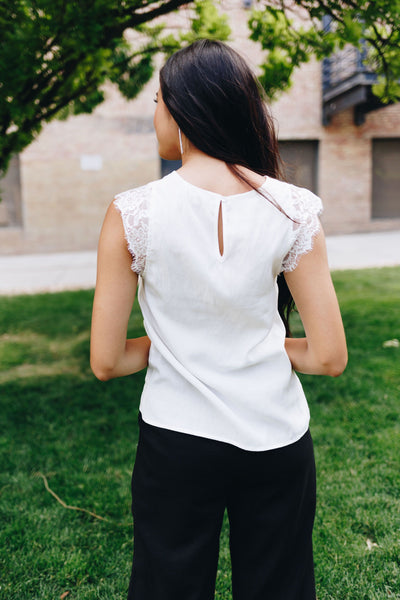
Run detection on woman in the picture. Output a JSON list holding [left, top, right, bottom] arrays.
[[91, 39, 347, 600]]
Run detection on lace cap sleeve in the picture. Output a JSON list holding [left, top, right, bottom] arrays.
[[113, 184, 151, 275], [281, 185, 323, 272]]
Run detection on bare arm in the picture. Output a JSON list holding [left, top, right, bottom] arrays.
[[284, 224, 347, 377], [90, 202, 150, 381]]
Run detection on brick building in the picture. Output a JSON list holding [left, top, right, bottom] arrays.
[[1, 1, 399, 255]]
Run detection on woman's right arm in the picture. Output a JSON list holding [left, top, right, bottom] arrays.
[[284, 224, 348, 377], [90, 202, 150, 381]]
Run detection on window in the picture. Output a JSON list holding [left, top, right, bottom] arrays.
[[372, 139, 400, 219], [0, 156, 22, 227], [278, 141, 319, 194]]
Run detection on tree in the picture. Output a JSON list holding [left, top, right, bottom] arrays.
[[0, 0, 230, 176], [0, 0, 399, 177], [248, 0, 400, 101]]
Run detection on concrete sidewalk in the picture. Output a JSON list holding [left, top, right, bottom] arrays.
[[0, 230, 399, 295]]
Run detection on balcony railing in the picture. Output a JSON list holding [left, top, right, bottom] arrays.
[[321, 16, 386, 125]]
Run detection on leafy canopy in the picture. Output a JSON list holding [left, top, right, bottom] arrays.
[[0, 0, 399, 176], [0, 0, 230, 175], [249, 0, 400, 101]]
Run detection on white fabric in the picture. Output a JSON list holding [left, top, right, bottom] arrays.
[[114, 171, 323, 451], [114, 185, 149, 275]]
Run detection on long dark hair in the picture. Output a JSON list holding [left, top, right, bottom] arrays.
[[160, 39, 295, 336]]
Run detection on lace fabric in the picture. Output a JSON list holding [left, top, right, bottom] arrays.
[[113, 179, 321, 275], [113, 184, 151, 275], [281, 185, 323, 272]]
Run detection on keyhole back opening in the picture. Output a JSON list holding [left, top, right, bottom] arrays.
[[218, 201, 224, 258]]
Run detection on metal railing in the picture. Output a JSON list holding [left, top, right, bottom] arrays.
[[321, 15, 380, 124], [322, 44, 377, 94]]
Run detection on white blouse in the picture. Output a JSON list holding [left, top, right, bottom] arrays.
[[114, 171, 322, 451]]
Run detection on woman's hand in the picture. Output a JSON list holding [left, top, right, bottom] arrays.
[[90, 202, 150, 381], [283, 224, 348, 377]]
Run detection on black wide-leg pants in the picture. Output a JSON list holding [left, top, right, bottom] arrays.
[[127, 414, 316, 600]]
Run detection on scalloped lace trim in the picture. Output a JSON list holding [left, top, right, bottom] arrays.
[[113, 184, 150, 275], [281, 185, 323, 272]]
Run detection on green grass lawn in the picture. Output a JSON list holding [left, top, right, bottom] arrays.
[[0, 267, 399, 600]]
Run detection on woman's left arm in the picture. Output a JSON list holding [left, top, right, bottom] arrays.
[[90, 202, 150, 381], [284, 224, 348, 377]]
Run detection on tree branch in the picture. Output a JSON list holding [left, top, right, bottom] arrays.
[[107, 0, 194, 38], [35, 472, 110, 522]]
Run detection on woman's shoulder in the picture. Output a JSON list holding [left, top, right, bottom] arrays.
[[264, 176, 320, 201], [113, 172, 175, 204], [114, 181, 152, 206], [264, 177, 323, 222]]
